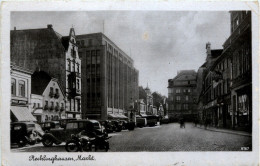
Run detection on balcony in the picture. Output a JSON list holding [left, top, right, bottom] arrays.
[[60, 106, 65, 112], [69, 88, 81, 98], [50, 105, 54, 111], [55, 106, 60, 112], [54, 92, 60, 99], [44, 105, 48, 110]]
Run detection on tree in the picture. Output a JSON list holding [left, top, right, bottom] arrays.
[[139, 86, 147, 101]]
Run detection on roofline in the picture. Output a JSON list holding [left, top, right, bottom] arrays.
[[11, 64, 33, 75], [76, 32, 134, 63]]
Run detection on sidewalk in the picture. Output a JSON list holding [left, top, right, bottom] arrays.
[[196, 125, 252, 137]]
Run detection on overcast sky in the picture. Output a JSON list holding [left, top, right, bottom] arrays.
[[11, 11, 230, 96]]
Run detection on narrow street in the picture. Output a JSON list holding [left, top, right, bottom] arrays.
[[11, 123, 251, 152]]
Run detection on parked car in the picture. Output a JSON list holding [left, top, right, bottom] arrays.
[[59, 118, 77, 128], [136, 118, 146, 128], [11, 121, 44, 147], [110, 120, 122, 132], [41, 119, 103, 147], [99, 120, 113, 133], [40, 121, 61, 131], [160, 117, 169, 124]]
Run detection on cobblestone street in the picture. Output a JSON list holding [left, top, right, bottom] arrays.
[[11, 123, 252, 152]]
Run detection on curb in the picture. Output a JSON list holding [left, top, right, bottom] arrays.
[[196, 126, 252, 137]]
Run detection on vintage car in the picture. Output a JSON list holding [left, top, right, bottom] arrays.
[[59, 118, 77, 128], [110, 120, 122, 132], [11, 121, 44, 147], [99, 120, 113, 133], [40, 121, 61, 131], [41, 119, 103, 147]]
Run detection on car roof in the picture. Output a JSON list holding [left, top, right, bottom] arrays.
[[11, 121, 36, 125], [68, 119, 99, 123]]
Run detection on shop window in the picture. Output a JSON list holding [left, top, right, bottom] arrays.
[[18, 80, 25, 97], [11, 78, 16, 95]]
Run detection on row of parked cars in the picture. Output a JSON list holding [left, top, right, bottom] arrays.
[[10, 118, 135, 148]]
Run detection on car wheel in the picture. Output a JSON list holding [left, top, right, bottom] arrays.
[[18, 138, 27, 147], [65, 140, 80, 152], [42, 137, 53, 147]]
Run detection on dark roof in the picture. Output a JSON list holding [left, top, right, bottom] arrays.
[[211, 49, 223, 58], [11, 27, 66, 52], [31, 71, 52, 95], [173, 70, 197, 80]]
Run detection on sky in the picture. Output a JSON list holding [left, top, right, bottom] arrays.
[[11, 11, 230, 96]]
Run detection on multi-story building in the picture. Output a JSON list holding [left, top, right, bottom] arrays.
[[200, 43, 223, 125], [10, 63, 36, 122], [223, 11, 252, 131], [31, 70, 65, 123], [168, 70, 197, 121], [76, 33, 139, 120], [199, 11, 251, 131], [11, 25, 81, 118]]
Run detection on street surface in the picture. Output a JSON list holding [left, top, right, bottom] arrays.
[[11, 123, 252, 152]]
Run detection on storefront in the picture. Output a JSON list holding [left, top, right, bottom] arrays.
[[11, 106, 36, 122]]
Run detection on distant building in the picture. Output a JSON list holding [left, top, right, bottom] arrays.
[[168, 70, 197, 121], [31, 71, 65, 123], [76, 33, 139, 120], [144, 85, 154, 115], [10, 64, 36, 122], [11, 25, 81, 118]]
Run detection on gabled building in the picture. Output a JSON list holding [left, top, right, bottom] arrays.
[[11, 25, 81, 118], [31, 71, 65, 123], [168, 70, 197, 121]]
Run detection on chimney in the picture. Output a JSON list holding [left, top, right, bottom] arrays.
[[47, 24, 53, 29], [14, 27, 16, 30]]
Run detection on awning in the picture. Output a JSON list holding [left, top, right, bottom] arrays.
[[11, 106, 36, 121], [140, 113, 148, 117], [117, 114, 128, 119], [32, 108, 43, 114], [108, 114, 118, 118]]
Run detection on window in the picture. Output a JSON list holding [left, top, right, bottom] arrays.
[[80, 40, 85, 46], [184, 104, 189, 110], [45, 101, 48, 106], [96, 50, 100, 64], [50, 87, 53, 93], [176, 96, 180, 101], [86, 51, 91, 64], [67, 60, 71, 71], [72, 61, 75, 72], [66, 122, 78, 129], [188, 89, 191, 93], [77, 64, 80, 73], [91, 51, 96, 64], [77, 79, 80, 89], [33, 103, 36, 108], [176, 104, 181, 110], [89, 39, 93, 46], [11, 78, 16, 95], [18, 80, 25, 97], [37, 103, 40, 108], [185, 96, 189, 101], [176, 89, 180, 93]]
